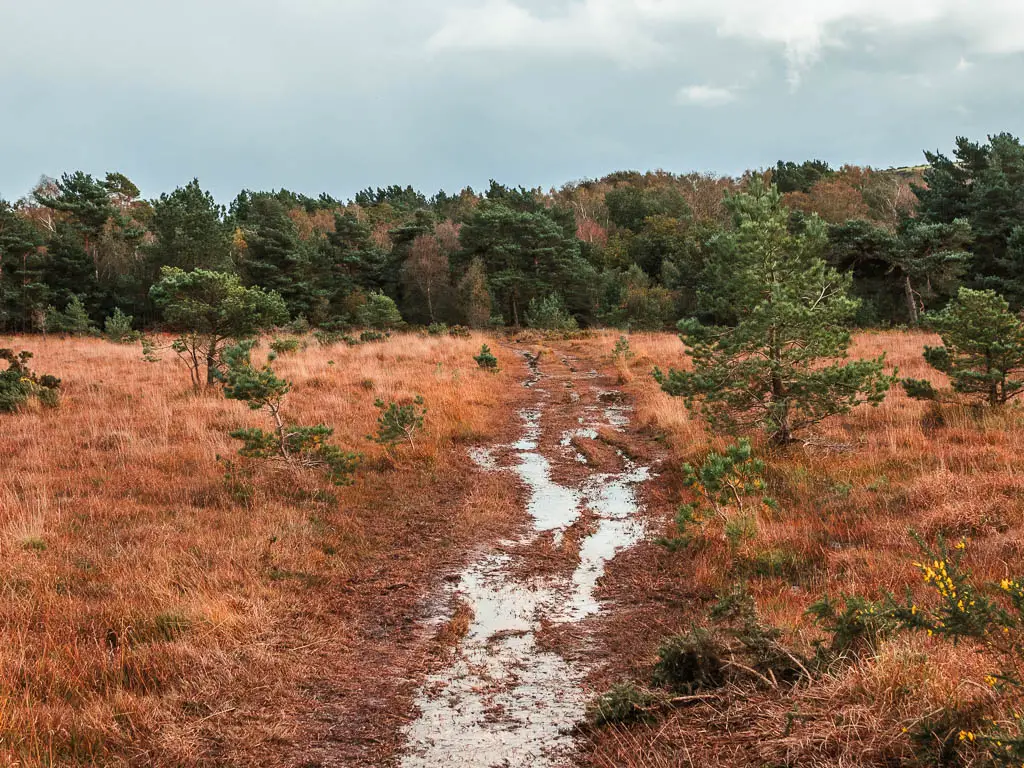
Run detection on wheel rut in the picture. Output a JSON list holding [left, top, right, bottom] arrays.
[[399, 345, 653, 768]]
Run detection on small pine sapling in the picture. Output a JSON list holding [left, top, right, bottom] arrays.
[[45, 296, 96, 336], [369, 396, 427, 452], [612, 335, 634, 360], [104, 308, 139, 343], [904, 288, 1024, 407], [219, 341, 360, 485], [474, 344, 499, 371], [658, 439, 774, 552]]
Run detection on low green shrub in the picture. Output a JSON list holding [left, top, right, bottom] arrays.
[[587, 683, 659, 726], [104, 308, 139, 343], [474, 344, 499, 371], [369, 396, 426, 451], [0, 349, 61, 412], [652, 628, 727, 694]]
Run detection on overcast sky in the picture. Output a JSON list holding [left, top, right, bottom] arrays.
[[1, 0, 1022, 203]]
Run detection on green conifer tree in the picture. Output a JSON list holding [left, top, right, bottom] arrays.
[[654, 180, 895, 445]]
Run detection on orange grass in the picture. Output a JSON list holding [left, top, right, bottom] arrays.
[[578, 329, 1024, 765], [0, 332, 522, 766]]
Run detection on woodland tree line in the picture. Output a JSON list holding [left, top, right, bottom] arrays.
[[1, 132, 1023, 334]]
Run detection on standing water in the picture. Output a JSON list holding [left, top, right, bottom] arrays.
[[400, 354, 650, 767]]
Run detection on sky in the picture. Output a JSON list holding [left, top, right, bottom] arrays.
[[1, 0, 1023, 203]]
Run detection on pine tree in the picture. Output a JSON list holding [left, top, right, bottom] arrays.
[[907, 288, 1024, 406], [457, 257, 492, 327], [654, 180, 895, 445], [150, 267, 288, 387], [148, 179, 233, 272], [219, 341, 361, 484], [0, 201, 46, 332]]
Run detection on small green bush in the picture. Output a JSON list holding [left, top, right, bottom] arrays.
[[902, 377, 939, 401], [659, 439, 772, 552], [285, 316, 311, 335], [474, 344, 499, 371], [652, 628, 727, 693], [219, 341, 361, 485], [104, 308, 139, 343], [46, 296, 96, 336], [806, 594, 897, 655], [269, 336, 302, 355], [427, 322, 449, 336], [0, 349, 61, 413], [369, 396, 426, 451], [587, 683, 659, 726], [357, 292, 403, 330], [360, 330, 389, 343], [613, 335, 633, 360], [525, 294, 578, 331]]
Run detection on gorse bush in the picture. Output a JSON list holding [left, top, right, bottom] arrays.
[[806, 535, 1024, 766], [806, 594, 896, 655], [0, 349, 61, 412], [474, 344, 499, 371], [369, 396, 426, 451], [218, 341, 361, 485]]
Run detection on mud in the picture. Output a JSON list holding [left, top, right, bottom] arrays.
[[400, 351, 651, 768]]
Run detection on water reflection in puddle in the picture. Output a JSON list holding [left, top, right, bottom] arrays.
[[400, 359, 651, 768]]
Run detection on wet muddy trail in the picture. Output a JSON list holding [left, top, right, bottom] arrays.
[[399, 347, 653, 767]]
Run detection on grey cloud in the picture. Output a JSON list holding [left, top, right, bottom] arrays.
[[0, 1, 1022, 203]]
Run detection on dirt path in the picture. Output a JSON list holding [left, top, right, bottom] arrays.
[[398, 344, 655, 767]]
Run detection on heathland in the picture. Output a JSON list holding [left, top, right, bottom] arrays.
[[5, 131, 1024, 766]]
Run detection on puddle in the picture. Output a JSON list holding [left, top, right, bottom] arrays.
[[401, 354, 651, 768]]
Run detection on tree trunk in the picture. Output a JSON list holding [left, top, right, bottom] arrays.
[[206, 339, 219, 386], [769, 327, 791, 444], [904, 276, 919, 326]]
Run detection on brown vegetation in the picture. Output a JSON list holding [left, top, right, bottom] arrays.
[[575, 329, 1024, 766], [0, 333, 526, 767]]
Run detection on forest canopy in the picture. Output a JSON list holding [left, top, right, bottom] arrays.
[[2, 132, 1023, 334]]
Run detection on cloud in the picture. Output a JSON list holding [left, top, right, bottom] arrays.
[[426, 0, 664, 65], [677, 84, 737, 106], [428, 0, 1024, 87]]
